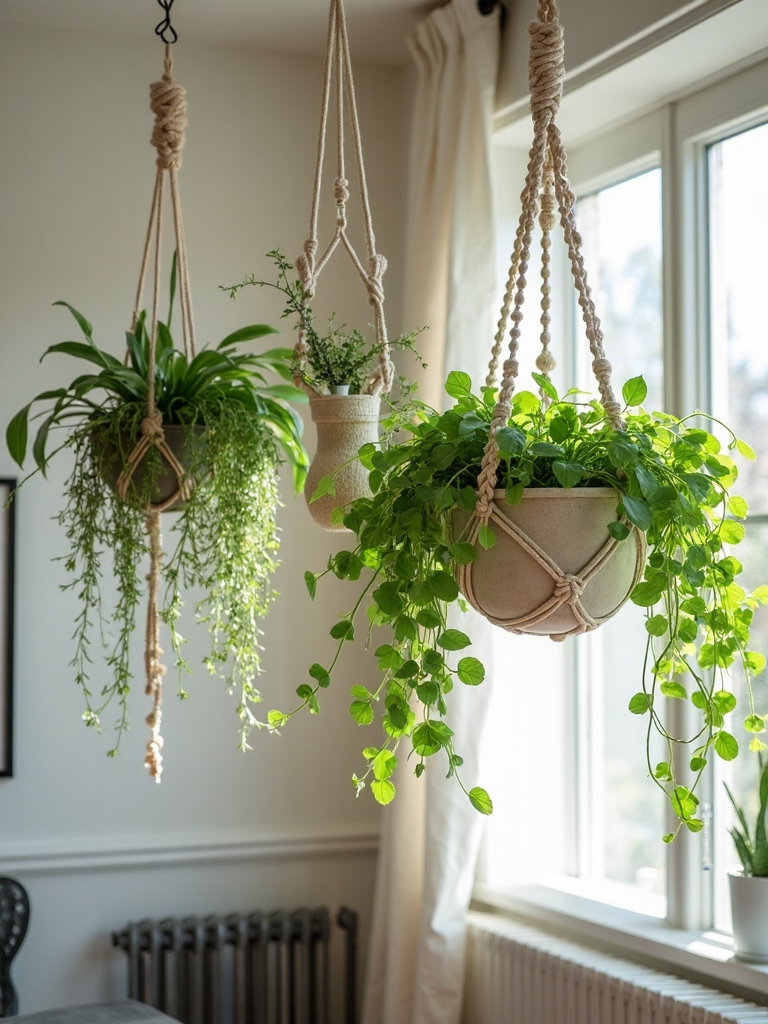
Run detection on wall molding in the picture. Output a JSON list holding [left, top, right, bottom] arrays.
[[0, 825, 380, 878]]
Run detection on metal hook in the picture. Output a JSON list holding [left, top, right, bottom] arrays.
[[155, 0, 178, 44]]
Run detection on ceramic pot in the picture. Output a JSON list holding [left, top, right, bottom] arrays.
[[96, 424, 206, 511], [305, 393, 381, 531], [729, 871, 768, 962], [452, 487, 646, 639]]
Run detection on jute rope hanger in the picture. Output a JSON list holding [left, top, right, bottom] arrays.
[[294, 0, 394, 397], [462, 0, 640, 642], [116, 36, 197, 781]]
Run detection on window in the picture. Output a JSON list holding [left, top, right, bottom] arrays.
[[481, 53, 768, 939]]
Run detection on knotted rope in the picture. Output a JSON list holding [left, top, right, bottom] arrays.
[[466, 0, 631, 642], [294, 0, 393, 397], [121, 46, 197, 781], [456, 497, 645, 641], [477, 0, 622, 521]]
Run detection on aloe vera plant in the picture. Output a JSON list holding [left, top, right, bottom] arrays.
[[726, 760, 768, 876]]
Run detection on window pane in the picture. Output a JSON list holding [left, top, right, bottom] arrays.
[[708, 121, 768, 932], [709, 123, 768, 513], [574, 169, 666, 907], [576, 170, 663, 412]]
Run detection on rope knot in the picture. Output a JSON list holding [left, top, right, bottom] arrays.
[[149, 70, 187, 171], [554, 573, 585, 604], [141, 411, 165, 441], [295, 252, 317, 299], [536, 350, 556, 374], [334, 176, 350, 205], [539, 190, 557, 231], [527, 19, 564, 127], [367, 254, 387, 309]]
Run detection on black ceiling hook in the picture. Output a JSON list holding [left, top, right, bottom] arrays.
[[155, 0, 178, 44], [478, 0, 505, 20]]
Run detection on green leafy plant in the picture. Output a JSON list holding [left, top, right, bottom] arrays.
[[6, 278, 309, 753], [725, 760, 768, 876], [263, 369, 766, 827], [222, 250, 425, 394]]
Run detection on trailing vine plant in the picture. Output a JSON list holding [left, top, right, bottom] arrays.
[[7, 288, 308, 762], [264, 370, 766, 835]]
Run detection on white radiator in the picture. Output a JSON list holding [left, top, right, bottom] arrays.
[[464, 913, 768, 1024]]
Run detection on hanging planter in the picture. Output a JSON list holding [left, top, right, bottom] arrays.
[[5, 6, 308, 780], [256, 0, 765, 831], [222, 0, 424, 532], [453, 488, 645, 639]]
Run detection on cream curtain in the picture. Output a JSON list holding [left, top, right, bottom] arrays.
[[361, 3, 501, 1023]]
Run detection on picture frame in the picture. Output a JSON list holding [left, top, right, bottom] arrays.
[[0, 479, 15, 777]]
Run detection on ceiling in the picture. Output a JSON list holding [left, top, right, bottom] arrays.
[[0, 0, 436, 64]]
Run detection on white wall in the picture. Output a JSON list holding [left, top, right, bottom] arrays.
[[0, 21, 409, 1014]]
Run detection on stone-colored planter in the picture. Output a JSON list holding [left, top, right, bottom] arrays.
[[305, 393, 381, 531], [96, 424, 206, 511], [729, 871, 768, 962], [452, 487, 646, 640]]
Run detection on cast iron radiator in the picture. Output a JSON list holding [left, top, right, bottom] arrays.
[[112, 906, 357, 1024]]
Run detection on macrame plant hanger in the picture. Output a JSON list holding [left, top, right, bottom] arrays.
[[118, 0, 197, 780], [296, 0, 399, 531], [456, 0, 645, 641], [295, 0, 394, 398]]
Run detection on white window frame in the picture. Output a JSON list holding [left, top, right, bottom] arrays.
[[478, 50, 768, 998]]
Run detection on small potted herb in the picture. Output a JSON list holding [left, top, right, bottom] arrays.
[[224, 251, 424, 531], [6, 273, 309, 776], [725, 761, 768, 962], [262, 371, 766, 827]]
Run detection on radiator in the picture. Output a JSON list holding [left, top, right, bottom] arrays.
[[464, 912, 768, 1024], [112, 906, 357, 1024]]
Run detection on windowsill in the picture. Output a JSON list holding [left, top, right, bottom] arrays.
[[472, 879, 768, 1006]]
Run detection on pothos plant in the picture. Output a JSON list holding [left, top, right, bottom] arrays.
[[264, 368, 766, 833], [223, 250, 425, 394], [6, 271, 309, 754]]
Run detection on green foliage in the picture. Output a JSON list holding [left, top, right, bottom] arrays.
[[221, 251, 426, 393], [725, 760, 768, 876], [267, 369, 765, 825], [6, 282, 310, 754]]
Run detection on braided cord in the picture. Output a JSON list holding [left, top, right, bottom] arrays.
[[476, 0, 621, 518], [295, 0, 393, 396]]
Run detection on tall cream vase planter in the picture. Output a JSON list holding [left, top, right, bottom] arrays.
[[293, 0, 395, 532], [729, 871, 768, 962], [305, 392, 381, 530]]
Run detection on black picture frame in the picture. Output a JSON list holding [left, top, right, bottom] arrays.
[[0, 480, 15, 777]]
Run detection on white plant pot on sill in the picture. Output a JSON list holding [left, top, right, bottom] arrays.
[[729, 870, 768, 962], [305, 391, 381, 531]]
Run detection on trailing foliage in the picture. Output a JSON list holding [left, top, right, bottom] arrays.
[[6, 287, 309, 753], [269, 370, 766, 829], [726, 760, 768, 876], [222, 250, 425, 393]]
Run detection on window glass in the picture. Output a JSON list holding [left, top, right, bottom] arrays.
[[575, 170, 663, 412], [708, 122, 768, 931], [709, 122, 768, 514], [573, 169, 666, 902]]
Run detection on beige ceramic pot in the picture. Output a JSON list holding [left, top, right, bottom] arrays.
[[97, 424, 206, 512], [305, 393, 381, 531], [452, 487, 646, 640]]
